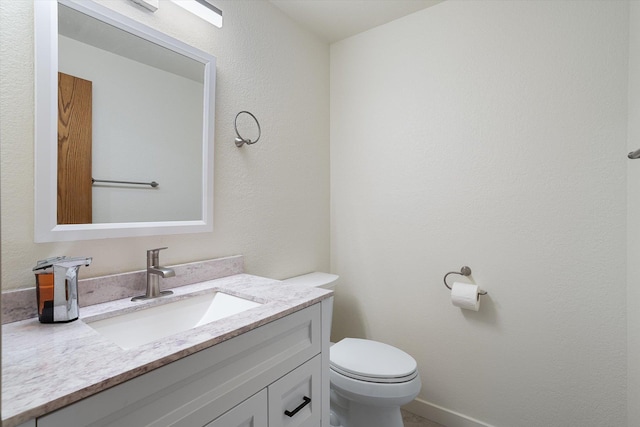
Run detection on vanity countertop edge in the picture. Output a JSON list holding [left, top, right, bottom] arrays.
[[1, 273, 332, 427]]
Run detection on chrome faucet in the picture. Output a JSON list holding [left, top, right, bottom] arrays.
[[132, 247, 175, 301]]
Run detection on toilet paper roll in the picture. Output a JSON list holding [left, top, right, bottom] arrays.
[[451, 281, 480, 311]]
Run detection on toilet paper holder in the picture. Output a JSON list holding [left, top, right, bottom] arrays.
[[443, 266, 487, 295]]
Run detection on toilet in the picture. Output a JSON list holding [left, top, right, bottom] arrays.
[[283, 272, 422, 427]]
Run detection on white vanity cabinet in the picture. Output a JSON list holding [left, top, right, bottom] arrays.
[[37, 301, 331, 427]]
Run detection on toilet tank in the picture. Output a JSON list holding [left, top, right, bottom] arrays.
[[282, 272, 339, 290], [284, 272, 338, 342]]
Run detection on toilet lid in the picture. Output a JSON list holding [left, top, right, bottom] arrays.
[[330, 338, 417, 383]]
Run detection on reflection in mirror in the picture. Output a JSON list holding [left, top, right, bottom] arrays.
[[35, 0, 216, 242], [58, 4, 204, 224]]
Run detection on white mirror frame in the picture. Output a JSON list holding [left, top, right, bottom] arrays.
[[34, 0, 215, 242]]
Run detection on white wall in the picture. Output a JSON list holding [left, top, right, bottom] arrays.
[[627, 2, 640, 426], [60, 35, 203, 223], [0, 0, 330, 288], [331, 1, 628, 426]]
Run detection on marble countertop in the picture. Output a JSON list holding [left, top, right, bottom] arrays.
[[1, 273, 332, 427]]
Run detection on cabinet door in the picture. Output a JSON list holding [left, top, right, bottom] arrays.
[[205, 389, 267, 427], [269, 354, 322, 427]]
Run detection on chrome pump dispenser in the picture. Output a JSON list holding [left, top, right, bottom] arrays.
[[33, 256, 92, 323]]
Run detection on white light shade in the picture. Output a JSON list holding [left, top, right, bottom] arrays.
[[170, 0, 222, 28]]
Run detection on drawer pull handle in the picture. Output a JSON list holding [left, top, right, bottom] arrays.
[[284, 396, 311, 417]]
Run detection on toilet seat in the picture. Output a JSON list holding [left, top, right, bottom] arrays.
[[330, 338, 418, 384]]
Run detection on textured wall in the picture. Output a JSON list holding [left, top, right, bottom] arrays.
[[0, 0, 330, 289], [330, 1, 628, 426], [628, 2, 640, 426]]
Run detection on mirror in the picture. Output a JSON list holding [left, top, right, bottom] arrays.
[[34, 0, 216, 242]]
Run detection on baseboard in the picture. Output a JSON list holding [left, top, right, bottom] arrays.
[[403, 397, 495, 427]]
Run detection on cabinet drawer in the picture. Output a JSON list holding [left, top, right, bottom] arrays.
[[268, 354, 322, 427], [205, 390, 267, 427]]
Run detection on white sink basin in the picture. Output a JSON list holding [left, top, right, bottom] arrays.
[[87, 292, 262, 350]]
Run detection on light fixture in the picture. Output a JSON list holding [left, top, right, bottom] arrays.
[[170, 0, 223, 28], [130, 0, 159, 12]]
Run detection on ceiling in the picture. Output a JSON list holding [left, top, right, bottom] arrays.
[[269, 0, 444, 44]]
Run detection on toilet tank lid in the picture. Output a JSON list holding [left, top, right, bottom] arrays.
[[282, 272, 339, 289]]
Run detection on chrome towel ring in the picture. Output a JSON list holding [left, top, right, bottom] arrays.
[[443, 266, 488, 295], [234, 111, 261, 147]]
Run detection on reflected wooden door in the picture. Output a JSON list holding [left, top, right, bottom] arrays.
[[58, 71, 92, 224]]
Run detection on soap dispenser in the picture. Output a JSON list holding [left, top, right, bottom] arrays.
[[33, 256, 92, 323]]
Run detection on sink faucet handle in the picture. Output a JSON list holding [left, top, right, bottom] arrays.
[[147, 247, 168, 254], [147, 247, 168, 267], [147, 246, 169, 253]]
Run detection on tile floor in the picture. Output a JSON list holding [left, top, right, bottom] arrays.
[[401, 409, 446, 427]]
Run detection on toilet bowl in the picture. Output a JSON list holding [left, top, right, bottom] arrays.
[[329, 337, 421, 427], [283, 273, 422, 427]]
